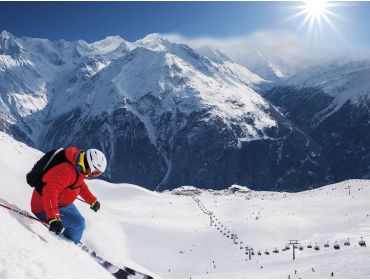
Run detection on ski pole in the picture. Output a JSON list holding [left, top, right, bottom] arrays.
[[77, 197, 89, 204], [0, 202, 48, 225]]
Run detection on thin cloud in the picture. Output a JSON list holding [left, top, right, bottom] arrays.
[[163, 30, 367, 76]]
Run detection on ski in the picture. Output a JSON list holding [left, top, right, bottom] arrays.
[[0, 202, 153, 279], [77, 243, 154, 279]]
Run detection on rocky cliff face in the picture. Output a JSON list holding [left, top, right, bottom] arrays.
[[264, 61, 370, 183]]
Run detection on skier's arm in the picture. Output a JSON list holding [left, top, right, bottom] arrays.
[[42, 163, 75, 220], [79, 181, 97, 205]]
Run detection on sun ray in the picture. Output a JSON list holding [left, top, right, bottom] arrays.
[[284, 0, 350, 46]]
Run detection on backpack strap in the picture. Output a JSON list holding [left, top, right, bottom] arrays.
[[43, 148, 64, 172]]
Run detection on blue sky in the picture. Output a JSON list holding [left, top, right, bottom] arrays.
[[1, 1, 370, 49]]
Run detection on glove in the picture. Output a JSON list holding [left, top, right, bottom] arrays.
[[48, 218, 64, 235], [90, 200, 100, 212]]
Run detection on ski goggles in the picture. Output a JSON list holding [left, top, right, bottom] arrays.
[[87, 168, 102, 177]]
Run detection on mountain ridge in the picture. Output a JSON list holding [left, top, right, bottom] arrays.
[[0, 31, 335, 190]]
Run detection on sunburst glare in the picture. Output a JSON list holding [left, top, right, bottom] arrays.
[[286, 0, 347, 45]]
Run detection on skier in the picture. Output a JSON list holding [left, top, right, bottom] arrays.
[[30, 147, 107, 244]]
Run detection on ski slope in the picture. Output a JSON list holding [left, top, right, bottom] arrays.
[[0, 131, 370, 278]]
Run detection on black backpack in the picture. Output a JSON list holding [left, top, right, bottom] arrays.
[[26, 148, 79, 195]]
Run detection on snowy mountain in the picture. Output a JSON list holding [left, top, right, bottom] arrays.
[[1, 132, 370, 278], [0, 31, 331, 191], [264, 60, 370, 182]]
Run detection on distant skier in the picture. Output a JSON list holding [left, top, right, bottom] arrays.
[[28, 147, 107, 244]]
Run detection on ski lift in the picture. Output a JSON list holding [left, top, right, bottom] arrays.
[[344, 238, 350, 246], [273, 248, 279, 254], [285, 245, 290, 250], [359, 237, 366, 247], [264, 250, 270, 255], [299, 245, 304, 251], [307, 243, 312, 249], [314, 244, 320, 251], [334, 242, 340, 250], [324, 242, 329, 248], [257, 251, 262, 256]]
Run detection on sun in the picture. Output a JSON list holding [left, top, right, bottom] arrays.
[[302, 0, 331, 26], [286, 0, 345, 42]]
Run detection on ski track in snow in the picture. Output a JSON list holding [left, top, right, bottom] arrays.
[[1, 131, 370, 278]]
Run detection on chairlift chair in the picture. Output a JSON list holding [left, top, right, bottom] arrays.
[[359, 237, 366, 247], [314, 244, 320, 251], [257, 251, 262, 256], [307, 243, 313, 249], [273, 248, 279, 254], [344, 238, 350, 246], [324, 242, 329, 248], [359, 240, 366, 247], [264, 250, 270, 255], [285, 245, 290, 250], [334, 242, 340, 250]]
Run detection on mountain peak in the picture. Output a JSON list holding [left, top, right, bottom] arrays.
[[141, 33, 166, 42], [0, 30, 14, 39], [90, 35, 125, 47], [87, 35, 128, 56], [0, 30, 24, 56], [134, 33, 173, 52]]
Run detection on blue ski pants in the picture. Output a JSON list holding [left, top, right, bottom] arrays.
[[36, 203, 85, 244]]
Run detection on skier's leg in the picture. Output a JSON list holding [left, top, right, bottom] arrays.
[[59, 204, 85, 244]]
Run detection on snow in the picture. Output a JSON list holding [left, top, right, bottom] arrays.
[[1, 132, 370, 278]]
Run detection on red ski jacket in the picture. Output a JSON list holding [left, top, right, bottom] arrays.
[[31, 146, 97, 220]]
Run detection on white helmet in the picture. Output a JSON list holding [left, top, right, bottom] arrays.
[[86, 148, 107, 173]]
